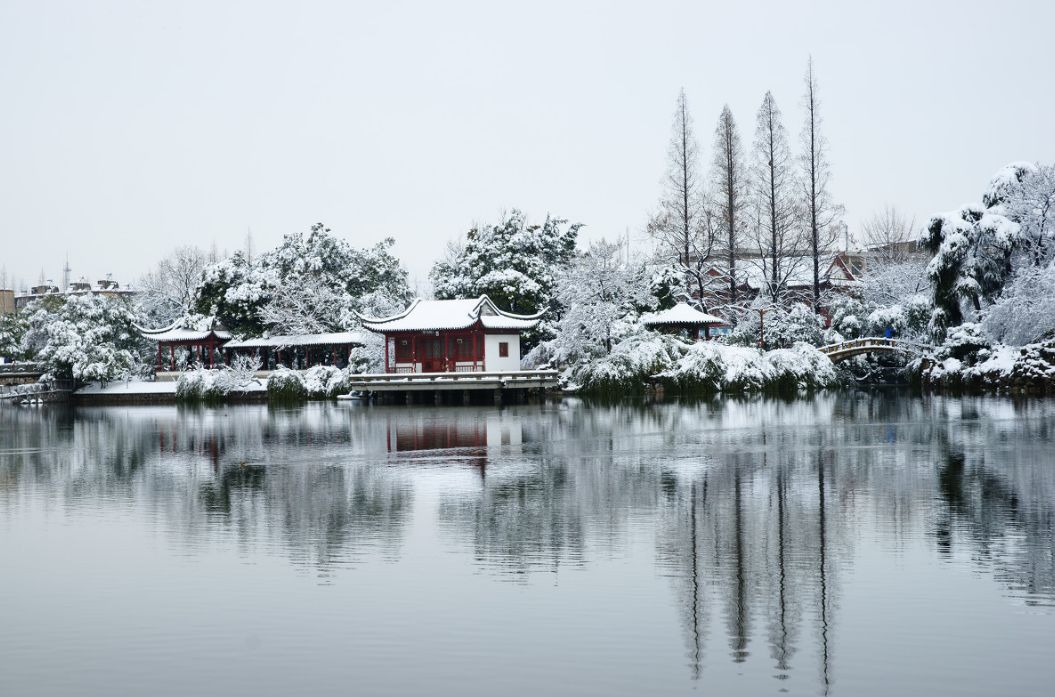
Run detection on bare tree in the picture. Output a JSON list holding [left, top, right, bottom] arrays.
[[710, 105, 747, 309], [749, 91, 801, 304], [649, 88, 716, 305], [800, 58, 843, 311], [861, 205, 916, 263], [138, 246, 210, 324]]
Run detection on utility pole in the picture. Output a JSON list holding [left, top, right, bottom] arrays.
[[757, 307, 768, 349]]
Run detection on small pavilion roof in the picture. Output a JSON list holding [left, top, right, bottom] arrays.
[[358, 296, 542, 333], [225, 331, 368, 349], [139, 319, 231, 343], [641, 303, 725, 327]]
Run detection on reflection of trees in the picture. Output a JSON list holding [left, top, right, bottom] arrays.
[[935, 434, 1055, 603], [0, 405, 412, 571], [3, 393, 1055, 688]]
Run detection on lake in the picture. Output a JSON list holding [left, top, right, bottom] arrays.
[[1, 393, 1053, 696]]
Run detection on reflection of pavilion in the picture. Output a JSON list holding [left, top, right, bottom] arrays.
[[385, 411, 523, 453]]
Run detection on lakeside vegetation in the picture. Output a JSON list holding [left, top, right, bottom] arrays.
[[1, 69, 1052, 399]]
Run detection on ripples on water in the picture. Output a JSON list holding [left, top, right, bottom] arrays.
[[1, 393, 1054, 696]]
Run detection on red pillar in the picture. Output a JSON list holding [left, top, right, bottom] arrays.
[[384, 336, 390, 373], [411, 334, 418, 372]]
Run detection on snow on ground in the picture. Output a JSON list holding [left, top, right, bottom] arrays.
[[77, 380, 179, 395]]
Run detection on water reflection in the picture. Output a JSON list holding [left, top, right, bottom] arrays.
[[1, 394, 1054, 693]]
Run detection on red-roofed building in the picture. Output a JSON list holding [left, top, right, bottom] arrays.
[[358, 296, 542, 374]]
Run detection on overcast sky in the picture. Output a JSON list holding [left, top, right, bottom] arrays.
[[2, 0, 1053, 292]]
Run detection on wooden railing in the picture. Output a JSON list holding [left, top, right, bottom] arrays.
[[350, 369, 558, 385]]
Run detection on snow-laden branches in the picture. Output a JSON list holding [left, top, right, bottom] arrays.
[[26, 294, 146, 384], [983, 263, 1055, 345], [137, 246, 211, 326], [540, 238, 655, 365], [430, 209, 581, 344], [194, 223, 411, 337]]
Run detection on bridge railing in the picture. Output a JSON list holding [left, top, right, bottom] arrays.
[[819, 337, 932, 357]]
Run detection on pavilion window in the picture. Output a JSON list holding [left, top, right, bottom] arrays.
[[498, 342, 509, 358]]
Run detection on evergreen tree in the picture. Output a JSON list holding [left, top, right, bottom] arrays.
[[429, 209, 581, 326]]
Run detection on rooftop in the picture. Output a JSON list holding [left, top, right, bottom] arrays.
[[359, 296, 542, 333], [641, 302, 725, 327]]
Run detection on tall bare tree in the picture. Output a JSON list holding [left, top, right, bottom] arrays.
[[749, 91, 800, 304], [710, 105, 747, 308], [649, 89, 715, 305], [799, 58, 843, 311], [861, 205, 916, 263]]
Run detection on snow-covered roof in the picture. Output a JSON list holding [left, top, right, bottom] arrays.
[[140, 327, 232, 342], [225, 331, 368, 349], [358, 296, 542, 333], [641, 303, 725, 327], [139, 318, 231, 343]]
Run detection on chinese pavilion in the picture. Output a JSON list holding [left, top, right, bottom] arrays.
[[140, 320, 231, 370], [641, 302, 726, 341], [358, 296, 542, 373]]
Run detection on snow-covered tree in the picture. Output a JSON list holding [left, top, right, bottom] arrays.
[[137, 246, 210, 326], [983, 263, 1055, 345], [648, 89, 716, 304], [25, 294, 145, 384], [430, 210, 580, 334], [549, 238, 653, 362], [749, 91, 803, 304], [0, 312, 28, 362], [709, 105, 747, 308], [920, 161, 1055, 342], [922, 204, 1017, 336], [194, 223, 410, 336], [194, 251, 274, 335]]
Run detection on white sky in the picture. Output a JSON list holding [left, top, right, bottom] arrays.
[[2, 0, 1053, 292]]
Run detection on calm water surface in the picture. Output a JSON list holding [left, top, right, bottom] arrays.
[[1, 393, 1054, 696]]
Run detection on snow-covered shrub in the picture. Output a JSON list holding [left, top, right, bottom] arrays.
[[766, 343, 839, 390], [266, 367, 308, 402], [944, 322, 990, 360], [175, 357, 262, 402], [302, 365, 356, 397], [657, 341, 727, 392], [658, 342, 838, 394], [1009, 342, 1055, 386], [716, 345, 775, 391], [571, 332, 689, 394], [914, 340, 1055, 394]]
